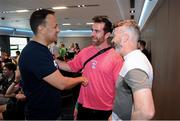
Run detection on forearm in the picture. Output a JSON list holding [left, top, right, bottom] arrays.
[[131, 109, 142, 120], [44, 70, 87, 91], [62, 76, 83, 89], [4, 93, 16, 98], [5, 81, 18, 95], [131, 106, 154, 120], [56, 59, 72, 72]]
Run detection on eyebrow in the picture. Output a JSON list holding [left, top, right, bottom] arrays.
[[91, 29, 101, 32]]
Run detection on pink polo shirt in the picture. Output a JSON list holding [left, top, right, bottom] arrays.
[[68, 45, 123, 110]]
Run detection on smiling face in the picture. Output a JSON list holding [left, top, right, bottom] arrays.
[[112, 20, 140, 56], [91, 22, 107, 46], [40, 14, 60, 44], [112, 26, 126, 55]]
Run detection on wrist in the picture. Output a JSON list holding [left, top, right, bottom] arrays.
[[75, 102, 78, 109], [13, 80, 19, 84], [81, 77, 84, 82]]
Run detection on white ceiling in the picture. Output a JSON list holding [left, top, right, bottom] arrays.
[[0, 0, 146, 36]]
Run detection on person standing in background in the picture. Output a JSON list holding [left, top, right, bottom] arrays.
[[109, 20, 155, 120], [137, 40, 151, 62], [49, 41, 60, 59], [18, 9, 88, 120], [59, 43, 67, 61], [74, 43, 80, 54], [15, 51, 20, 64], [56, 16, 123, 120]]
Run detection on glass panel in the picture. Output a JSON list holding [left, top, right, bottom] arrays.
[[10, 37, 27, 56]]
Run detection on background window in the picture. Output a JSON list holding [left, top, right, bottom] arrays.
[[10, 37, 27, 56]]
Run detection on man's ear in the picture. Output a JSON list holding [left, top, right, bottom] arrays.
[[122, 33, 129, 43], [37, 25, 44, 33], [105, 32, 111, 39]]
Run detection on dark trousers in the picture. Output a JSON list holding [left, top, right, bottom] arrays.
[[77, 103, 112, 120]]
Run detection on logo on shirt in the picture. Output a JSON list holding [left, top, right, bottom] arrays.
[[91, 60, 97, 69]]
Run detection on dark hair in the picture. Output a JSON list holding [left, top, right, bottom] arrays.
[[3, 62, 17, 71], [30, 9, 55, 35], [138, 40, 146, 47], [75, 43, 79, 47], [16, 50, 20, 55], [92, 16, 113, 33]]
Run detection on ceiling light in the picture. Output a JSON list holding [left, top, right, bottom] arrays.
[[86, 22, 93, 25], [130, 10, 135, 14], [62, 23, 71, 26], [16, 9, 29, 13], [65, 30, 73, 32], [52, 6, 68, 10], [36, 8, 42, 10], [81, 5, 86, 7], [2, 11, 8, 13], [138, 0, 158, 30]]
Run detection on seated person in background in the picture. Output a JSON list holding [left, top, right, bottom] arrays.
[[0, 61, 3, 74], [1, 52, 12, 65], [0, 67, 26, 120], [0, 62, 16, 95]]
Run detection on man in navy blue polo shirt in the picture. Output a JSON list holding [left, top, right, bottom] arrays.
[[19, 9, 87, 120]]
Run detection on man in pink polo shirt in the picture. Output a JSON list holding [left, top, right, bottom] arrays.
[[56, 16, 123, 120]]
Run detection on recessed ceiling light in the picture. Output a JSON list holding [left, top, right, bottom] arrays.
[[81, 5, 86, 7], [86, 22, 93, 25], [52, 6, 68, 10], [130, 10, 135, 14], [36, 8, 43, 10], [62, 23, 71, 26], [2, 11, 8, 13], [16, 9, 29, 13]]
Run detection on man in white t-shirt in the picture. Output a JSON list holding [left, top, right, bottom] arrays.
[[109, 20, 155, 120]]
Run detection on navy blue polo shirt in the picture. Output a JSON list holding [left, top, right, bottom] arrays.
[[19, 41, 61, 120]]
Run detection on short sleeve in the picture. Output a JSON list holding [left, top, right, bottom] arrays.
[[124, 69, 152, 92], [29, 48, 57, 80], [67, 50, 84, 72]]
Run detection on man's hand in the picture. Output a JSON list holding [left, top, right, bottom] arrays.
[[81, 77, 88, 87], [108, 114, 112, 121], [16, 93, 26, 101]]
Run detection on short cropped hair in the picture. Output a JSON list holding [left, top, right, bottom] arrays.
[[114, 20, 140, 40], [138, 40, 146, 47], [30, 9, 55, 35], [3, 62, 17, 71], [16, 50, 20, 55], [92, 16, 113, 33]]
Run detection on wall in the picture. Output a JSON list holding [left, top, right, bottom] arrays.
[[0, 35, 10, 54], [141, 0, 180, 119], [58, 37, 91, 49]]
